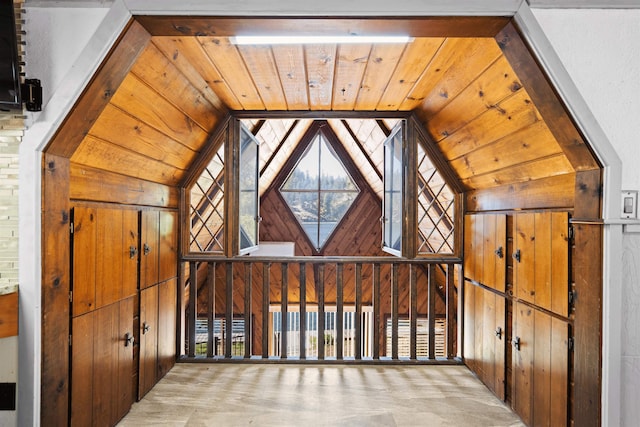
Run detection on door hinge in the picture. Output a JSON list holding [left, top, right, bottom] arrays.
[[69, 334, 72, 347], [70, 221, 74, 234], [568, 225, 575, 242], [568, 289, 577, 308], [568, 337, 574, 352], [69, 291, 73, 303]]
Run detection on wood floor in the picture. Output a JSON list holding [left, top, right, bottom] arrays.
[[118, 363, 525, 426]]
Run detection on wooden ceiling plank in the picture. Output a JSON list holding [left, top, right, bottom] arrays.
[[461, 153, 574, 190], [71, 135, 184, 186], [377, 38, 443, 110], [46, 20, 152, 158], [151, 37, 233, 111], [198, 36, 265, 110], [426, 55, 524, 142], [238, 45, 288, 110], [135, 16, 511, 38], [332, 44, 372, 110], [437, 89, 542, 161], [408, 37, 502, 113], [87, 104, 199, 171], [131, 42, 223, 131], [496, 22, 600, 171], [305, 44, 337, 110], [449, 120, 563, 180], [355, 43, 407, 110], [466, 173, 576, 212], [110, 73, 209, 151], [70, 163, 179, 208], [271, 45, 310, 110]]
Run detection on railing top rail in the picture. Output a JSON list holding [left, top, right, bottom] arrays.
[[181, 254, 462, 264]]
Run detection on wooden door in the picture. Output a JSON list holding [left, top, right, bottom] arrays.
[[513, 212, 569, 315], [512, 301, 569, 427], [483, 214, 506, 292], [72, 206, 97, 316], [464, 213, 506, 291], [141, 210, 159, 289], [512, 301, 535, 426], [122, 210, 139, 300], [139, 285, 158, 399], [158, 210, 178, 283], [483, 290, 506, 400], [96, 209, 124, 308], [70, 312, 94, 426], [157, 278, 177, 380], [116, 297, 135, 421]]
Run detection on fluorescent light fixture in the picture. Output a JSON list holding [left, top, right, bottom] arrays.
[[230, 35, 413, 45]]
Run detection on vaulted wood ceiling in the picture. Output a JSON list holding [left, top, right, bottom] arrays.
[[45, 16, 600, 211]]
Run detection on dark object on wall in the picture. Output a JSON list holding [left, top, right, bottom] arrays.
[[21, 78, 42, 111], [0, 0, 21, 110], [0, 382, 16, 411]]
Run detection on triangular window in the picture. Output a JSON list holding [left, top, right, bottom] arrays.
[[280, 129, 360, 251]]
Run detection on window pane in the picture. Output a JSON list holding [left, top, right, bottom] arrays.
[[281, 129, 360, 251], [281, 135, 320, 190], [239, 126, 259, 251], [318, 191, 358, 247], [320, 138, 358, 191], [281, 191, 320, 248], [384, 128, 403, 252]]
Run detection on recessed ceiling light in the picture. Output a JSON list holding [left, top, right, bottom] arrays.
[[230, 35, 413, 45]]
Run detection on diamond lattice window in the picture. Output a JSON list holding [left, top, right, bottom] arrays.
[[417, 141, 455, 254], [280, 130, 360, 251], [189, 143, 225, 252]]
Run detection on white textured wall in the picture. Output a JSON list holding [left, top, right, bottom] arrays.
[[25, 7, 108, 109], [533, 9, 640, 427]]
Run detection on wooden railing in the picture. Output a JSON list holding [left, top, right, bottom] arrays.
[[180, 256, 461, 363]]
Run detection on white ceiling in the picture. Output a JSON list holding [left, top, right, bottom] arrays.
[[23, 0, 640, 7]]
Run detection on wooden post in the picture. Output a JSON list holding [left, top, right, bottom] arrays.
[[409, 264, 418, 360], [373, 263, 381, 360], [281, 263, 288, 359], [207, 262, 215, 357], [391, 264, 399, 359], [299, 263, 307, 360], [244, 262, 252, 358], [225, 262, 233, 357], [317, 264, 325, 360], [355, 263, 363, 360], [262, 263, 270, 358], [428, 264, 436, 359], [336, 263, 344, 360], [188, 261, 197, 358], [446, 264, 456, 359]]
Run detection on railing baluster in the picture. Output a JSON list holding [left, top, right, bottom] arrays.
[[262, 262, 270, 359], [207, 262, 215, 358], [336, 263, 344, 360], [409, 264, 417, 360], [355, 263, 362, 360], [281, 263, 288, 359], [244, 262, 252, 359], [225, 262, 233, 358], [428, 264, 436, 360], [317, 264, 325, 360], [188, 261, 197, 358], [446, 264, 455, 359], [299, 263, 307, 360], [373, 263, 380, 360], [391, 263, 399, 360]]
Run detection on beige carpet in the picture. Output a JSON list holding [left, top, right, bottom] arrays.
[[118, 363, 525, 426]]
